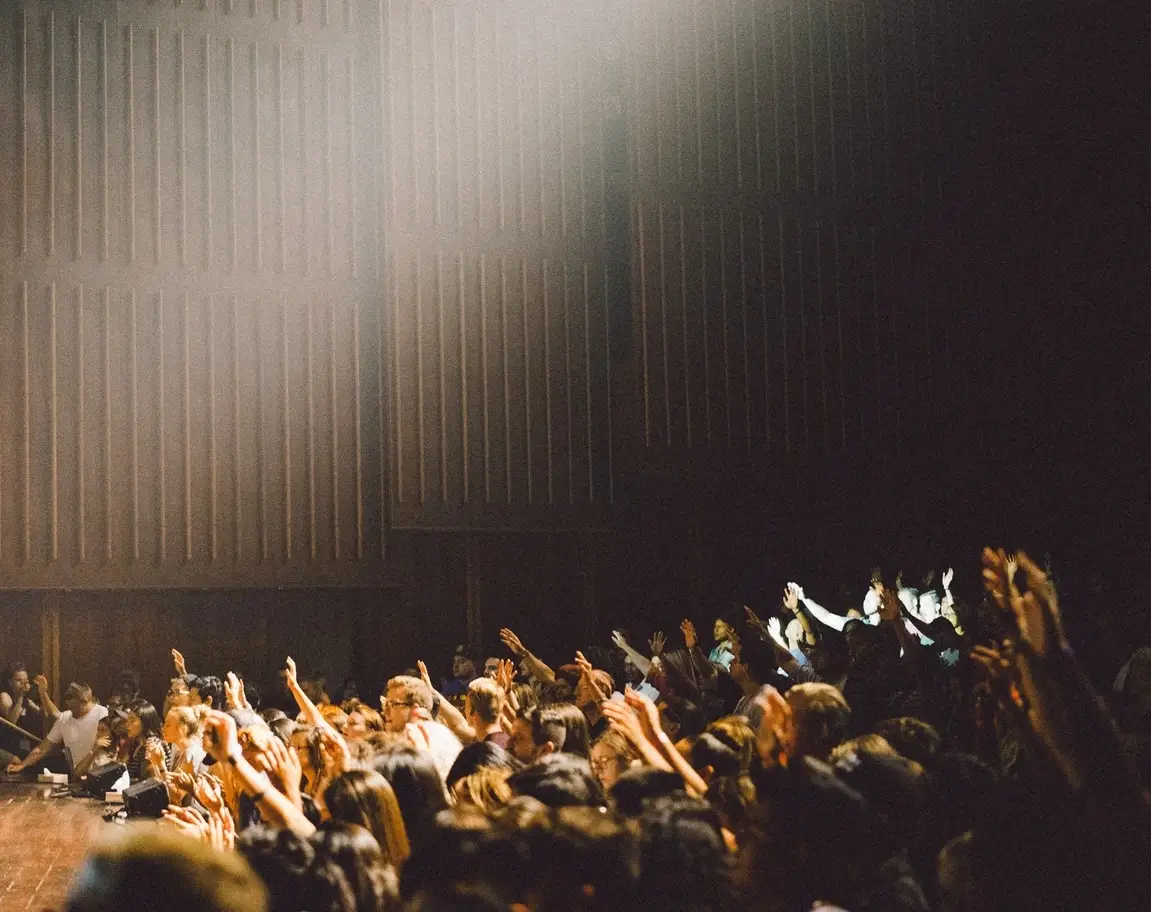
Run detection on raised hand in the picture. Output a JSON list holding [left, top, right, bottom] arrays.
[[680, 620, 697, 649], [317, 727, 353, 780], [417, 660, 434, 693], [224, 672, 244, 711], [783, 585, 799, 613], [264, 736, 303, 809], [922, 568, 936, 589], [877, 587, 902, 623], [600, 698, 648, 750], [611, 630, 628, 651], [284, 656, 299, 689], [499, 628, 527, 657], [942, 568, 954, 590], [752, 686, 793, 767], [201, 710, 241, 764], [32, 674, 49, 694], [171, 648, 187, 677], [648, 631, 666, 656], [575, 650, 595, 679], [623, 687, 663, 743], [495, 659, 516, 693], [767, 616, 783, 641]]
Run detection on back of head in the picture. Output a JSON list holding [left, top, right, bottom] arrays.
[[310, 822, 399, 912], [324, 769, 412, 867], [637, 795, 735, 912], [196, 676, 225, 708], [68, 828, 268, 912], [785, 683, 851, 762], [507, 753, 605, 808], [737, 637, 777, 686], [610, 767, 687, 817], [873, 716, 942, 766], [446, 741, 519, 789], [237, 827, 353, 912], [373, 745, 449, 849], [466, 677, 504, 724], [529, 703, 591, 758]]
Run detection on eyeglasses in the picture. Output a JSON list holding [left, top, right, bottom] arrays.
[[382, 699, 414, 711], [589, 755, 620, 772]]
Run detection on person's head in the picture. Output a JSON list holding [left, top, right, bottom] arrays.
[[506, 753, 605, 808], [713, 618, 737, 645], [705, 715, 758, 773], [446, 741, 519, 791], [482, 656, 501, 679], [452, 646, 477, 681], [383, 676, 433, 733], [291, 725, 324, 783], [344, 703, 384, 741], [112, 670, 140, 702], [636, 795, 735, 912], [268, 716, 297, 745], [829, 733, 897, 764], [874, 716, 942, 766], [575, 669, 615, 712], [689, 733, 743, 783], [63, 682, 96, 716], [589, 729, 636, 791], [729, 636, 774, 689], [323, 769, 412, 868], [511, 703, 591, 763], [464, 677, 505, 730], [509, 682, 538, 717], [785, 683, 851, 762], [162, 706, 202, 746], [237, 827, 354, 912], [2, 662, 29, 695], [609, 767, 687, 817], [318, 704, 350, 735], [67, 827, 268, 912], [301, 672, 329, 707], [807, 634, 849, 678], [167, 676, 194, 708], [452, 767, 515, 812], [123, 700, 162, 742], [372, 744, 450, 849], [192, 675, 224, 709], [310, 822, 399, 912]]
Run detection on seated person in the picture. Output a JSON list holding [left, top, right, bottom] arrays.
[[6, 682, 108, 779]]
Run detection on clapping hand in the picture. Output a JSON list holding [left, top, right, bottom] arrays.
[[494, 659, 516, 693]]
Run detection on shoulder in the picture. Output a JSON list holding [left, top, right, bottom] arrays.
[[0, 691, 12, 709], [92, 705, 109, 720]]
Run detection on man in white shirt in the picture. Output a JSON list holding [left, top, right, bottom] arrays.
[[6, 682, 108, 778]]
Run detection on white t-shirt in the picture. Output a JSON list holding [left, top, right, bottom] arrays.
[[45, 705, 109, 764]]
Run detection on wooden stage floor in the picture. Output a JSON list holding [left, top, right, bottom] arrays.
[[0, 781, 108, 912]]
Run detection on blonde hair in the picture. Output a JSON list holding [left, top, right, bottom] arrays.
[[452, 767, 513, 814], [829, 733, 896, 764]]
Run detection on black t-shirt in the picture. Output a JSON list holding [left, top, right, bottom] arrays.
[[0, 691, 41, 757]]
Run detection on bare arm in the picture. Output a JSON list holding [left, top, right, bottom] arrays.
[[33, 676, 60, 724], [500, 628, 556, 686], [283, 657, 336, 736], [418, 661, 476, 743]]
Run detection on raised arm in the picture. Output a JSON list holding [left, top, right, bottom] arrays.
[[790, 583, 853, 633], [284, 656, 336, 735], [611, 630, 653, 677], [500, 628, 555, 686], [33, 676, 60, 724], [418, 660, 476, 743]]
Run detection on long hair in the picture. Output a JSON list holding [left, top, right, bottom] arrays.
[[310, 822, 399, 912], [323, 770, 411, 868]]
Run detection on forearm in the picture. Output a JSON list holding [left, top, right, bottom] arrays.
[[229, 755, 316, 837], [38, 691, 60, 722], [521, 652, 556, 686], [287, 680, 331, 732], [618, 643, 652, 677], [799, 596, 850, 632], [17, 740, 54, 768], [650, 730, 707, 797], [2, 697, 23, 724], [433, 694, 476, 743]]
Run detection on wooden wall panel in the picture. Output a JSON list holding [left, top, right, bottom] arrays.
[[383, 0, 619, 527], [0, 1, 393, 587], [628, 0, 985, 459]]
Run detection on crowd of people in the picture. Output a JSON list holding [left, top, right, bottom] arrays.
[[2, 547, 1150, 912]]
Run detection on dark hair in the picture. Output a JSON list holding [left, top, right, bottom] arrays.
[[690, 733, 742, 779], [637, 795, 736, 912], [310, 822, 399, 912], [1, 662, 27, 691], [195, 675, 225, 709], [445, 741, 519, 789], [528, 704, 591, 758], [268, 717, 297, 745], [736, 636, 776, 685], [260, 708, 288, 723], [126, 699, 163, 739], [874, 716, 942, 766], [372, 745, 449, 852], [506, 753, 605, 808], [609, 767, 687, 817], [292, 724, 324, 776], [237, 826, 355, 912], [227, 708, 265, 731]]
